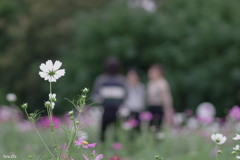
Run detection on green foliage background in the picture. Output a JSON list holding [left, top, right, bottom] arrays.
[[1, 0, 240, 116]]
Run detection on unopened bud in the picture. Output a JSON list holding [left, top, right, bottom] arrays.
[[82, 88, 89, 93], [232, 151, 236, 155], [217, 150, 222, 154], [76, 121, 79, 125], [22, 103, 28, 109], [68, 111, 74, 115], [28, 156, 32, 159], [70, 116, 74, 120]]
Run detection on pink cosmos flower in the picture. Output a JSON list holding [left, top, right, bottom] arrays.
[[198, 116, 214, 124], [74, 137, 96, 148], [139, 111, 153, 121], [109, 156, 121, 160], [39, 116, 60, 128], [229, 105, 240, 121], [112, 142, 122, 150], [82, 150, 103, 160], [126, 119, 139, 127]]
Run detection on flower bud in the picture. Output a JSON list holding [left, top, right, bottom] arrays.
[[217, 150, 222, 154], [70, 116, 74, 120], [81, 95, 86, 99], [45, 101, 51, 108], [22, 103, 28, 109], [28, 156, 32, 159], [76, 121, 79, 125], [232, 151, 236, 155], [45, 101, 55, 109], [49, 93, 57, 102], [82, 88, 89, 94], [68, 111, 74, 116]]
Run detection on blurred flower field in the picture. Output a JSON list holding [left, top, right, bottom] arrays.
[[1, 104, 240, 160]]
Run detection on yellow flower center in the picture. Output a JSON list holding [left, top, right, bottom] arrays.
[[82, 141, 88, 145]]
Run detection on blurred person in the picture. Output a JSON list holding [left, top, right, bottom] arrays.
[[147, 64, 173, 131], [124, 67, 145, 131], [91, 57, 127, 142]]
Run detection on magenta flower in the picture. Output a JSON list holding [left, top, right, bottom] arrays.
[[82, 150, 103, 160], [112, 142, 122, 150], [109, 156, 121, 160], [126, 119, 139, 127], [39, 116, 60, 128], [229, 105, 240, 121], [74, 137, 96, 148], [139, 111, 153, 121]]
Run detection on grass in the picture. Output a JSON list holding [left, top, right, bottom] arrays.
[[0, 118, 237, 160]]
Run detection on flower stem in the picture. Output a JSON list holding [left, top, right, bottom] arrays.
[[51, 126, 61, 160], [33, 125, 56, 159], [215, 144, 219, 160], [48, 80, 61, 159]]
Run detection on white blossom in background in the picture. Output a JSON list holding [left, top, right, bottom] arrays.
[[233, 145, 240, 151], [196, 102, 216, 124], [205, 122, 220, 134], [233, 134, 240, 140], [173, 113, 186, 126], [118, 106, 130, 118], [6, 93, 17, 102], [211, 133, 227, 145], [186, 117, 199, 130], [77, 131, 88, 140], [39, 60, 65, 82], [128, 0, 157, 13]]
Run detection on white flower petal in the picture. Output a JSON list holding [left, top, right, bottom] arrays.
[[56, 69, 65, 77], [233, 134, 240, 140], [50, 77, 57, 82], [39, 63, 49, 72], [237, 156, 240, 159], [39, 72, 48, 78], [53, 60, 62, 71], [211, 134, 216, 141], [46, 60, 54, 71], [51, 102, 55, 109], [233, 145, 240, 150]]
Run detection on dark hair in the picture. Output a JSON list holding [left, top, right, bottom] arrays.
[[128, 66, 140, 77], [104, 56, 121, 75]]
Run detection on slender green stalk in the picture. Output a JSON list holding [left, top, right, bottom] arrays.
[[67, 118, 78, 160], [50, 125, 61, 160], [33, 125, 56, 160], [48, 80, 61, 159], [216, 144, 219, 160]]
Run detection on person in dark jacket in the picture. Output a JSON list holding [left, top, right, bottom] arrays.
[[92, 57, 127, 142]]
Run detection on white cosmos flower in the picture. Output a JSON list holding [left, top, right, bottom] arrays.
[[39, 60, 65, 82], [211, 133, 227, 145], [237, 156, 240, 159], [233, 134, 240, 140], [49, 93, 56, 102], [6, 93, 17, 102], [233, 145, 240, 151]]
